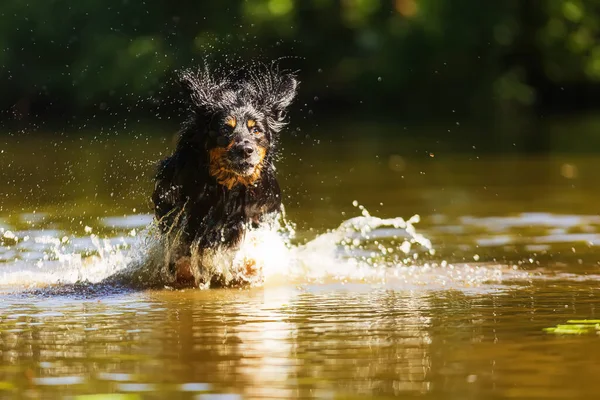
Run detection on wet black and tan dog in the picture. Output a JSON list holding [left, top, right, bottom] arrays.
[[152, 64, 297, 286]]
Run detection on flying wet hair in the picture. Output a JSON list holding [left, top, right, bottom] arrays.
[[152, 62, 298, 287]]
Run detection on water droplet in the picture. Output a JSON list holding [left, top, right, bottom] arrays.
[[377, 77, 382, 82]]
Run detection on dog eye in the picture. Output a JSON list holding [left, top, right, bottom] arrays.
[[250, 126, 261, 135]]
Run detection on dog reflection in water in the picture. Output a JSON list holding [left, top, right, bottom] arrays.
[[152, 64, 298, 288]]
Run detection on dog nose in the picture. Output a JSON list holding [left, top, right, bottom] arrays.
[[234, 142, 254, 159]]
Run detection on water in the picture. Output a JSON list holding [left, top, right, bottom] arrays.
[[1, 127, 599, 399]]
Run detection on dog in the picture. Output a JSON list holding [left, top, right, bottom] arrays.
[[152, 64, 298, 287]]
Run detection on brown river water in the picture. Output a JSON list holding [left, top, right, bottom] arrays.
[[0, 124, 599, 399]]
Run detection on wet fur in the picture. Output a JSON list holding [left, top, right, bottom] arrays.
[[152, 63, 297, 286]]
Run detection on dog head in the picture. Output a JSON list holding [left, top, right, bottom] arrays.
[[179, 64, 298, 189]]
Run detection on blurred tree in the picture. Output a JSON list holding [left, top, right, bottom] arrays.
[[0, 0, 599, 127]]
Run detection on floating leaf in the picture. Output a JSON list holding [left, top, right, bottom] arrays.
[[544, 320, 600, 335]]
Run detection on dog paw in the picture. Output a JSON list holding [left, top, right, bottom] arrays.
[[174, 256, 194, 283], [242, 257, 258, 275]]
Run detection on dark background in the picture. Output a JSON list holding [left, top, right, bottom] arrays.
[[2, 0, 600, 153]]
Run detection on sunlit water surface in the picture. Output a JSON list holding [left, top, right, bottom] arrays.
[[0, 131, 599, 399]]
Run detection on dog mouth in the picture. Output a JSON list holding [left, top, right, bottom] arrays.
[[225, 159, 258, 176], [209, 146, 267, 188]]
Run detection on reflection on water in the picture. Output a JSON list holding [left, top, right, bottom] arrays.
[[1, 132, 600, 398], [1, 284, 599, 399]]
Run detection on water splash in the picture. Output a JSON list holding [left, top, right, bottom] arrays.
[[265, 205, 523, 290], [0, 226, 135, 287], [0, 203, 532, 291]]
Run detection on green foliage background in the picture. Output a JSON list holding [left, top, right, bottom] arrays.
[[1, 0, 599, 123]]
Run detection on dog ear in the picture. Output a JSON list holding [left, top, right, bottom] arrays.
[[248, 65, 298, 114], [178, 67, 229, 112], [271, 73, 298, 122]]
